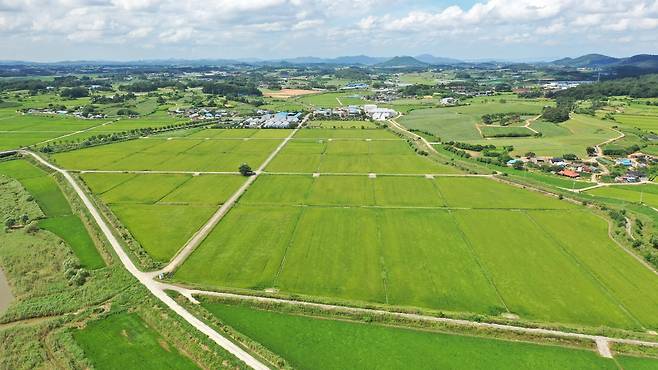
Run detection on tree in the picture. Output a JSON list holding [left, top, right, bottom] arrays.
[[60, 87, 89, 99], [563, 153, 578, 160], [239, 163, 253, 176], [4, 218, 16, 229], [586, 146, 597, 156]]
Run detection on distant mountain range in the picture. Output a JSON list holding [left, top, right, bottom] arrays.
[[550, 53, 658, 69], [2, 54, 657, 76], [374, 56, 431, 68]]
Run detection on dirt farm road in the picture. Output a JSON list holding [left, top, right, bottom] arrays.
[[24, 150, 271, 370]]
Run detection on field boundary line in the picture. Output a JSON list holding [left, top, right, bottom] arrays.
[[372, 205, 390, 305], [32, 119, 118, 148], [72, 170, 241, 175], [271, 169, 316, 288], [167, 286, 658, 355], [22, 150, 270, 370], [446, 209, 512, 313], [157, 115, 310, 275], [597, 213, 658, 278], [271, 206, 307, 288], [525, 212, 645, 330]]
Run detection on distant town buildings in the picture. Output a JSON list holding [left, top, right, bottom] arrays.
[[312, 105, 362, 119], [243, 111, 302, 128], [363, 105, 396, 121]]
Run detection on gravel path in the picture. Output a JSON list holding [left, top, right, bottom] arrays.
[[23, 150, 270, 370]]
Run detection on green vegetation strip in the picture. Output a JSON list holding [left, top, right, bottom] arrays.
[[201, 300, 631, 370], [72, 313, 199, 370], [0, 160, 104, 269]]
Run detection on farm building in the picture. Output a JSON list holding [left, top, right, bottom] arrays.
[[243, 112, 301, 128], [363, 105, 396, 121], [440, 97, 458, 105], [617, 158, 633, 167], [558, 169, 580, 178]]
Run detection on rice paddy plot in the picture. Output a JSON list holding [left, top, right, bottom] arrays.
[[174, 205, 303, 289], [81, 173, 245, 262], [242, 175, 448, 208], [453, 210, 646, 329], [434, 177, 572, 209], [0, 160, 104, 269], [112, 204, 216, 261], [202, 301, 625, 370], [267, 138, 459, 174], [308, 120, 378, 129], [38, 215, 105, 270], [0, 132, 67, 151], [294, 128, 399, 140], [185, 128, 258, 139], [614, 114, 658, 132], [176, 174, 658, 330], [52, 136, 284, 172], [528, 210, 658, 328], [72, 313, 198, 370], [585, 185, 658, 208]]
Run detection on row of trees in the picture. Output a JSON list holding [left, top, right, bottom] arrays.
[[553, 74, 658, 99], [541, 97, 576, 123]]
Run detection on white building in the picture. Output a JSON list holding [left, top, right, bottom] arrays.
[[363, 104, 396, 121]]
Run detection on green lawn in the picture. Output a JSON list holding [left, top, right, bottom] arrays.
[[73, 313, 199, 370], [80, 173, 245, 262], [202, 301, 625, 370], [0, 160, 104, 269]]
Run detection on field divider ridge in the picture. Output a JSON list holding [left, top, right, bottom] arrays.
[[165, 286, 658, 357]]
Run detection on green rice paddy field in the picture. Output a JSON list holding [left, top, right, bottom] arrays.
[[72, 312, 198, 370], [51, 132, 285, 172], [203, 301, 658, 370], [0, 113, 101, 150], [0, 160, 104, 269], [307, 119, 377, 128], [175, 174, 658, 331], [585, 184, 658, 208], [267, 128, 459, 174], [80, 173, 246, 262]]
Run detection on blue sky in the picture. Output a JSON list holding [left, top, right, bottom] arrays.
[[0, 0, 656, 61]]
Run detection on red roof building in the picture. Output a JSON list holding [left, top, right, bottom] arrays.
[[559, 169, 580, 178]]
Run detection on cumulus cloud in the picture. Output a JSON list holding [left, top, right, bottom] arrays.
[[0, 0, 656, 60]]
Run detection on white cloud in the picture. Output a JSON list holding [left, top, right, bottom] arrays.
[[0, 0, 656, 60]]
